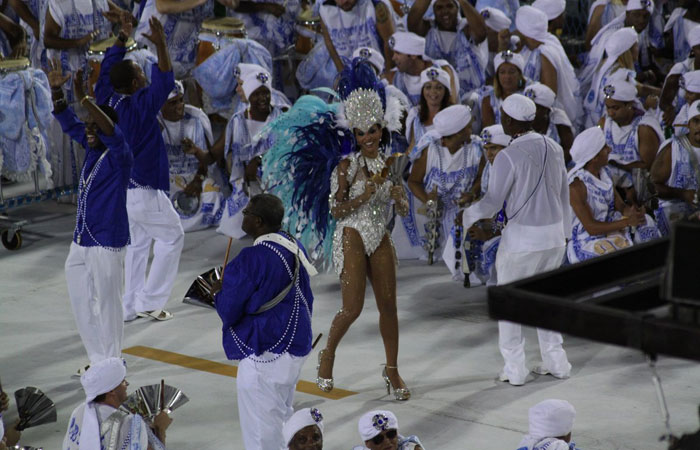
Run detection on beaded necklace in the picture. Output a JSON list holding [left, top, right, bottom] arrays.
[[75, 148, 110, 246]]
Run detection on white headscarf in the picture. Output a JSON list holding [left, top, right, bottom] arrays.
[[389, 31, 425, 56], [168, 80, 184, 100], [480, 7, 511, 32], [502, 93, 537, 121], [79, 358, 126, 450], [626, 0, 653, 12], [684, 70, 700, 94], [689, 25, 700, 48], [358, 410, 399, 441], [282, 408, 324, 447], [516, 6, 550, 43], [524, 82, 556, 109], [481, 124, 511, 147], [494, 50, 525, 74], [434, 104, 471, 136], [532, 0, 566, 21], [420, 66, 451, 93], [589, 27, 637, 112], [241, 68, 271, 100], [688, 99, 700, 121], [528, 399, 576, 439], [604, 77, 637, 102], [567, 126, 606, 177], [353, 47, 385, 74]]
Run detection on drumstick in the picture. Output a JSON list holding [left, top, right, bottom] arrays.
[[160, 379, 165, 413], [220, 237, 233, 283], [312, 333, 323, 349]]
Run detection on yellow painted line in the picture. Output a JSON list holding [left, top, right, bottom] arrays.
[[123, 346, 357, 400]]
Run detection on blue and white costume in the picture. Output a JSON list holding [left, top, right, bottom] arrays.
[[654, 136, 700, 236], [583, 66, 636, 129], [0, 66, 52, 184], [215, 232, 315, 450], [587, 0, 626, 32], [403, 131, 483, 277], [193, 39, 273, 118], [296, 0, 390, 90], [517, 399, 580, 450], [391, 58, 456, 106], [161, 104, 224, 232], [424, 19, 488, 96], [476, 0, 519, 25], [546, 107, 573, 145], [96, 44, 184, 321], [136, 0, 214, 78], [567, 166, 658, 263], [16, 0, 48, 68], [55, 107, 132, 365], [217, 102, 287, 240]]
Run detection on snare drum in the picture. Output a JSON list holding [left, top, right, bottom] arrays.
[[295, 13, 320, 54], [0, 57, 30, 74], [196, 17, 247, 66], [87, 36, 137, 94]]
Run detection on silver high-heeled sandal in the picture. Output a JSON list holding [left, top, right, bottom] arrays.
[[316, 350, 334, 392], [382, 366, 411, 401]]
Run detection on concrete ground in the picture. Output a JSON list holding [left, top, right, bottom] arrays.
[[1, 201, 700, 449]]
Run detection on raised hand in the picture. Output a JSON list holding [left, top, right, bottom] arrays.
[[142, 16, 166, 48], [45, 58, 71, 90], [119, 10, 133, 38]]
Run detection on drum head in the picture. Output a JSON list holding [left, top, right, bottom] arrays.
[[201, 17, 246, 35], [88, 36, 137, 56], [296, 9, 320, 26], [174, 191, 200, 217], [0, 58, 30, 73]]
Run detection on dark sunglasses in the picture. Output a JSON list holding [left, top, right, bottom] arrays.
[[371, 429, 397, 445]]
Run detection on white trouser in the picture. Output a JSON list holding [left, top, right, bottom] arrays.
[[495, 246, 571, 384], [123, 189, 184, 318], [65, 243, 125, 364], [237, 352, 307, 450]]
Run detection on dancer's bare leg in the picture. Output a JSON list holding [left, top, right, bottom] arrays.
[[367, 234, 406, 390], [318, 228, 368, 379]]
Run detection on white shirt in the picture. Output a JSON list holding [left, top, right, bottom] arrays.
[[464, 132, 570, 252]]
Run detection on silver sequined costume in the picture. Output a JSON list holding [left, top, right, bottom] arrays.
[[330, 152, 393, 275]]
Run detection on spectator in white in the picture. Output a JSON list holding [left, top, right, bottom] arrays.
[[664, 0, 700, 63], [506, 6, 582, 128], [463, 94, 571, 386], [660, 26, 700, 128], [524, 82, 574, 163], [651, 99, 700, 236], [296, 0, 395, 90], [516, 399, 579, 450], [479, 7, 512, 80], [407, 0, 489, 96], [393, 66, 455, 260], [598, 77, 662, 206], [673, 71, 700, 137], [567, 126, 658, 263], [386, 31, 459, 106], [583, 0, 657, 95], [532, 0, 566, 35], [283, 408, 324, 450], [407, 104, 484, 279], [352, 410, 424, 450], [479, 50, 528, 128], [63, 358, 172, 450], [159, 81, 224, 232]]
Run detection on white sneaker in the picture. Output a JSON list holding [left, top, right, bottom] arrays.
[[531, 365, 570, 379], [498, 371, 525, 386]]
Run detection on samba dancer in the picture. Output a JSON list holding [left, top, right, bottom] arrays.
[[95, 15, 181, 322], [48, 60, 131, 368], [261, 61, 410, 399], [407, 104, 485, 279], [212, 194, 316, 450], [463, 94, 571, 386], [478, 50, 528, 128]]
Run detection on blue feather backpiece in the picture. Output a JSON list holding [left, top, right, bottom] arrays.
[[261, 95, 348, 267]]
